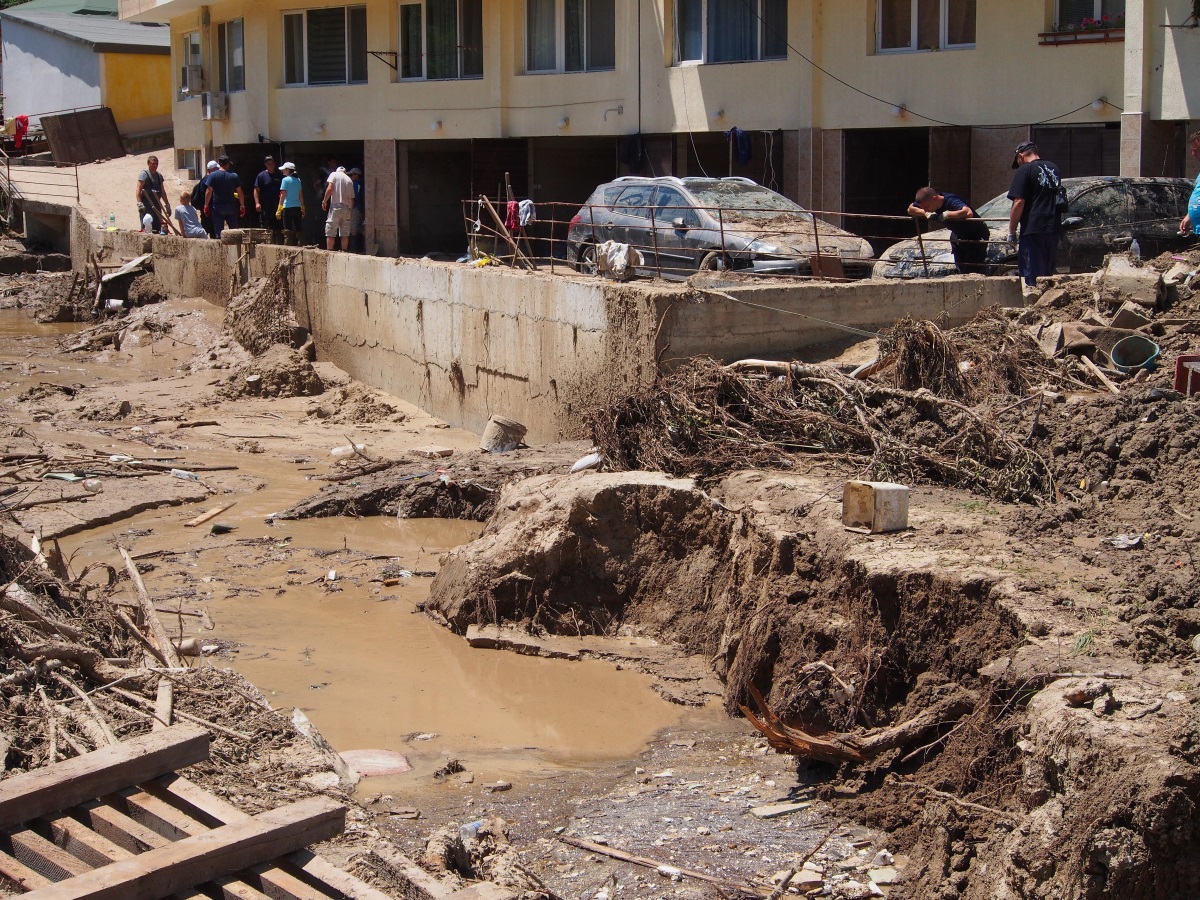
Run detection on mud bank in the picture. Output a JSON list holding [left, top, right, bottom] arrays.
[[425, 469, 1200, 898]]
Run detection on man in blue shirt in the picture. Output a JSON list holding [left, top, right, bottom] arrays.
[[1007, 141, 1063, 286], [203, 155, 245, 238], [907, 186, 990, 274], [254, 155, 283, 243], [276, 161, 305, 245], [1180, 131, 1200, 237]]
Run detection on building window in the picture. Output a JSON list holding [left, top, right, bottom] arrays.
[[177, 148, 202, 179], [876, 0, 975, 53], [399, 0, 483, 79], [526, 0, 615, 73], [1055, 0, 1124, 29], [675, 0, 786, 65], [283, 6, 368, 86], [217, 18, 245, 92], [178, 31, 201, 97]]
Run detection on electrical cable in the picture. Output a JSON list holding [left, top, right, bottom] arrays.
[[732, 0, 1121, 128]]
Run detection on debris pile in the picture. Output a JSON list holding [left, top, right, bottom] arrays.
[[223, 262, 307, 355]]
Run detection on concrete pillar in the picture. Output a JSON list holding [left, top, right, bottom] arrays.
[[818, 129, 843, 225], [364, 139, 398, 256], [1120, 0, 1151, 175]]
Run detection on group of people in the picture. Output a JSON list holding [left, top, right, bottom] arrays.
[[135, 153, 366, 250], [909, 131, 1200, 285], [905, 139, 1066, 286]]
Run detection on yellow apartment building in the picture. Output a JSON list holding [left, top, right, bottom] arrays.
[[116, 0, 1200, 255]]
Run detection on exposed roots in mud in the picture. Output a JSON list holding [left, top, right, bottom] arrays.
[[588, 354, 1054, 503]]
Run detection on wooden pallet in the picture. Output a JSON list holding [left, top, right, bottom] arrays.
[[0, 725, 394, 900]]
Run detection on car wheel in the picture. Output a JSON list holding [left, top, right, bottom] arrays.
[[577, 244, 598, 276], [699, 251, 726, 272]]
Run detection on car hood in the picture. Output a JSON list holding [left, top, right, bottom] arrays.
[[737, 224, 874, 260], [873, 225, 1008, 278]]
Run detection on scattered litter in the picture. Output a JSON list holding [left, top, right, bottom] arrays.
[[208, 522, 236, 535], [486, 780, 513, 792], [1101, 534, 1144, 550], [750, 801, 812, 819], [169, 468, 200, 481], [570, 451, 603, 473]]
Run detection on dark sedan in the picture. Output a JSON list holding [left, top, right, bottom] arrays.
[[567, 176, 875, 279]]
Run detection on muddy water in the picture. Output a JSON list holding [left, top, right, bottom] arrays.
[[58, 448, 695, 787]]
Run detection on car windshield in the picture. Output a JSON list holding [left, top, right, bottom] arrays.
[[684, 180, 814, 225], [974, 193, 1013, 225]]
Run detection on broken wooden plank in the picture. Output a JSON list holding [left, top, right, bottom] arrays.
[[1080, 355, 1121, 395], [152, 679, 173, 731], [119, 546, 182, 669], [558, 836, 770, 897], [154, 776, 397, 900], [8, 827, 93, 880], [22, 796, 345, 900], [0, 725, 209, 830], [99, 253, 152, 285], [183, 503, 236, 528]]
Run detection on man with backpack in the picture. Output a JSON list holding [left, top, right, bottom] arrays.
[[192, 160, 219, 236], [1007, 140, 1064, 286]]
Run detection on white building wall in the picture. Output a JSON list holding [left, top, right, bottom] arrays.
[[1, 19, 101, 122]]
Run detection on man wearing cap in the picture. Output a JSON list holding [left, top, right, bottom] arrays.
[[348, 167, 365, 252], [322, 166, 354, 251], [254, 155, 283, 243], [204, 155, 245, 238], [192, 160, 219, 236], [907, 186, 990, 274], [1007, 140, 1063, 286], [276, 162, 305, 246]]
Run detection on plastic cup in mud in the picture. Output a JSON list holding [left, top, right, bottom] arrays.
[[82, 478, 102, 494], [330, 444, 365, 458]]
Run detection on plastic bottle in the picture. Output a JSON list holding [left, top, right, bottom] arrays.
[[169, 468, 200, 481], [108, 212, 116, 229], [330, 443, 365, 458], [1130, 239, 1141, 260], [459, 821, 483, 842]]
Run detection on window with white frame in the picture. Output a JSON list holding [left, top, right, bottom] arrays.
[[178, 31, 201, 96], [674, 0, 786, 65], [399, 0, 483, 80], [176, 148, 202, 179], [526, 0, 615, 73], [1055, 0, 1124, 29], [876, 0, 975, 53], [217, 18, 245, 92], [283, 6, 368, 86]]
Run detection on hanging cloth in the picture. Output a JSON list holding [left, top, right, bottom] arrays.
[[14, 116, 29, 150], [505, 200, 520, 231], [724, 126, 752, 166], [518, 199, 536, 226]]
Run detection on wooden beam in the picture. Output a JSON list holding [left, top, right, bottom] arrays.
[[42, 813, 131, 868], [183, 503, 236, 528], [0, 725, 209, 830], [153, 776, 397, 900], [0, 849, 53, 890], [119, 546, 182, 669], [21, 796, 345, 900], [120, 783, 334, 900], [8, 828, 92, 880]]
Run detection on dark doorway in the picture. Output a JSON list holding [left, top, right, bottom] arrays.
[[680, 130, 786, 192], [530, 136, 619, 258], [1032, 124, 1120, 177], [409, 141, 471, 255], [843, 128, 929, 255]]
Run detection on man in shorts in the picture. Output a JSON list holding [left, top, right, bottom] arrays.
[[322, 166, 354, 251]]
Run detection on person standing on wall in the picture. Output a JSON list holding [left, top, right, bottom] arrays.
[[204, 156, 245, 239], [276, 161, 305, 246], [192, 160, 219, 236], [1179, 130, 1200, 238], [135, 155, 167, 234], [254, 155, 284, 243], [1007, 140, 1064, 286], [348, 167, 365, 253], [322, 166, 354, 252], [907, 186, 991, 274]]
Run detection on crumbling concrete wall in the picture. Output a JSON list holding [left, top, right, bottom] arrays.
[[72, 216, 1023, 441]]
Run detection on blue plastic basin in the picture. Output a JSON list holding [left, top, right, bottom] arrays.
[[1109, 334, 1161, 373]]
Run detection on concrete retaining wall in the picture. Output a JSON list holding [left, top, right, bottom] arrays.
[[73, 212, 1023, 442]]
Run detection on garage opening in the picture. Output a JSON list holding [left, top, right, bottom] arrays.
[[843, 127, 930, 256]]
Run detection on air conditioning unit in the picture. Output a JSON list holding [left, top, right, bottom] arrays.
[[181, 64, 204, 95], [201, 91, 227, 121]]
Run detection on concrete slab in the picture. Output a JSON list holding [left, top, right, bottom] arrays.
[[12, 474, 210, 539]]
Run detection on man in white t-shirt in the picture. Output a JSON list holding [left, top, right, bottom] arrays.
[[322, 166, 354, 251]]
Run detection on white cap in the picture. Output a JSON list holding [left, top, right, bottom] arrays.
[[336, 166, 346, 172], [206, 160, 219, 171], [281, 161, 296, 171]]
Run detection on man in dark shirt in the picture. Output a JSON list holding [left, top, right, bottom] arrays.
[[191, 160, 219, 236], [203, 155, 245, 238], [907, 186, 990, 274], [1007, 141, 1063, 286], [254, 155, 283, 243]]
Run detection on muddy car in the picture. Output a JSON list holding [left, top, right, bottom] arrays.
[[873, 176, 1197, 279], [567, 176, 876, 278]]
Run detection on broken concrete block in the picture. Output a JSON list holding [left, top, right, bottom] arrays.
[[1109, 301, 1152, 331], [842, 481, 909, 534], [447, 884, 519, 900], [1098, 257, 1162, 309], [410, 445, 454, 459], [340, 748, 412, 777]]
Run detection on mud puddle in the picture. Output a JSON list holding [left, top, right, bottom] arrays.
[[57, 452, 696, 790]]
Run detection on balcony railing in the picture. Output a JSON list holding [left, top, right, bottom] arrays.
[[1039, 26, 1125, 45]]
